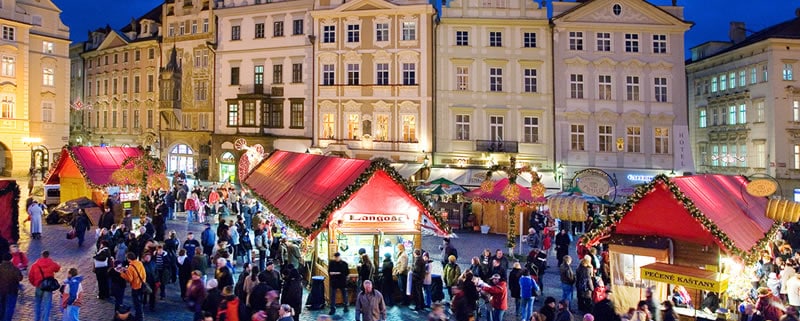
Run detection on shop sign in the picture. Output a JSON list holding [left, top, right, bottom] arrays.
[[746, 179, 778, 197], [346, 214, 407, 223], [575, 171, 611, 196], [626, 174, 655, 183], [640, 267, 728, 292], [120, 192, 140, 202]]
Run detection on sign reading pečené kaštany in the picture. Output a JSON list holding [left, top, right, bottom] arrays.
[[640, 266, 728, 292]]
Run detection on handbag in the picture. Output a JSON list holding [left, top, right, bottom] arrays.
[[132, 264, 153, 294], [38, 266, 60, 292], [66, 229, 76, 240]]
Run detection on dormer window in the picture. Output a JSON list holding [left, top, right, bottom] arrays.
[[141, 22, 149, 35]]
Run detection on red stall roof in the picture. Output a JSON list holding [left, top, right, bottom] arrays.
[[243, 150, 449, 237], [584, 174, 775, 260], [45, 146, 143, 187]]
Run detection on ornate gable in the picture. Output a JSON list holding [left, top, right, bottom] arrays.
[[555, 0, 688, 28], [96, 32, 129, 51]]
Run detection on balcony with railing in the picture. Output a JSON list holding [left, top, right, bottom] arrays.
[[475, 140, 518, 153]]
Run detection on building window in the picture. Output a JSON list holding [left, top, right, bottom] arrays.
[[596, 32, 611, 52], [347, 114, 360, 139], [42, 102, 53, 123], [203, 19, 209, 33], [711, 108, 719, 126], [112, 78, 117, 94], [654, 77, 668, 102], [123, 52, 128, 63], [43, 41, 54, 54], [182, 114, 191, 130], [455, 114, 470, 140], [755, 141, 766, 168], [192, 20, 198, 34], [199, 113, 209, 130], [489, 116, 504, 141], [456, 67, 469, 91], [652, 34, 667, 53], [488, 31, 502, 47], [293, 19, 304, 35], [0, 56, 12, 77], [756, 101, 765, 122], [523, 116, 539, 143], [456, 31, 469, 46], [43, 68, 54, 86], [122, 77, 128, 94], [322, 113, 335, 139], [523, 32, 536, 48], [376, 63, 389, 85], [402, 115, 416, 142], [149, 48, 155, 59], [762, 65, 768, 82], [148, 75, 154, 92], [133, 110, 139, 128], [727, 105, 736, 125], [402, 22, 416, 41], [784, 63, 794, 81], [0, 96, 12, 119], [255, 23, 265, 38], [2, 26, 14, 41], [794, 101, 800, 122], [570, 124, 585, 151], [292, 63, 303, 83], [375, 114, 389, 140], [347, 64, 360, 85], [272, 64, 283, 84], [322, 64, 334, 86], [796, 145, 800, 169], [254, 65, 264, 85], [122, 110, 127, 129], [570, 74, 584, 99], [274, 21, 284, 37], [104, 79, 108, 95], [598, 125, 612, 152], [290, 101, 303, 128], [114, 54, 118, 64], [346, 24, 359, 43], [598, 75, 612, 100], [626, 126, 641, 153], [489, 67, 503, 92], [523, 69, 537, 93], [625, 33, 639, 52], [711, 145, 719, 166], [654, 127, 670, 154], [113, 110, 119, 128], [626, 76, 640, 101], [323, 25, 335, 43], [699, 109, 707, 128], [729, 72, 737, 88], [739, 144, 747, 167], [751, 67, 757, 84], [375, 23, 388, 42], [740, 70, 746, 87], [739, 103, 747, 124], [103, 110, 108, 128], [135, 50, 141, 61], [720, 74, 727, 91], [194, 81, 207, 101], [180, 23, 185, 35], [230, 67, 240, 85], [227, 103, 239, 126], [402, 63, 416, 85], [242, 102, 256, 126], [265, 101, 282, 128], [711, 77, 717, 93], [569, 31, 583, 51], [134, 75, 140, 93], [231, 25, 241, 40]]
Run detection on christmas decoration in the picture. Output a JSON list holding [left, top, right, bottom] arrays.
[[111, 148, 169, 214]]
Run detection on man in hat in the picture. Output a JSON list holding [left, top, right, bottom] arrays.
[[329, 252, 350, 314], [480, 274, 508, 321]]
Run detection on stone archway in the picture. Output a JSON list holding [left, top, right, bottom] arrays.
[[0, 141, 10, 177]]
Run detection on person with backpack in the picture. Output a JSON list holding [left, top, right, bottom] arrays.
[[60, 267, 84, 321]]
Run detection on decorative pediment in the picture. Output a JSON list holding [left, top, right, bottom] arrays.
[[373, 50, 392, 63], [343, 100, 362, 112], [0, 81, 16, 92], [397, 51, 419, 64], [554, 0, 690, 29], [372, 100, 391, 112], [592, 57, 617, 67], [622, 110, 645, 124], [398, 101, 418, 114], [594, 109, 618, 123], [40, 91, 57, 100], [650, 113, 675, 125], [328, 0, 401, 13], [96, 31, 130, 51], [563, 56, 590, 66], [649, 61, 674, 70], [620, 59, 646, 68], [318, 53, 337, 65], [564, 110, 591, 121], [0, 44, 19, 52], [343, 51, 362, 63], [319, 100, 337, 112]]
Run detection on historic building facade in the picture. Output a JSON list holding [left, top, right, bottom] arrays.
[[687, 16, 800, 199], [310, 0, 436, 163], [80, 8, 162, 152], [552, 0, 692, 198], [212, 0, 314, 182], [0, 0, 70, 177], [432, 0, 554, 187], [159, 0, 216, 179], [69, 43, 85, 146]]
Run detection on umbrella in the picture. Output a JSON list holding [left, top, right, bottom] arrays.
[[416, 177, 468, 195]]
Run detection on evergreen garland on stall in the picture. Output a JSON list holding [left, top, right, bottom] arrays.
[[243, 156, 451, 238], [0, 181, 21, 242], [580, 174, 779, 264]]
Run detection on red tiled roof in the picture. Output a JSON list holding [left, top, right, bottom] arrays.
[[46, 146, 143, 187]]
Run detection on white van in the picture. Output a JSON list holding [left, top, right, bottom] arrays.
[[44, 184, 60, 207]]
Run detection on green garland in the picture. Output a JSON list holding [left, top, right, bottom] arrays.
[[0, 180, 20, 242], [507, 204, 516, 248], [580, 174, 778, 263], [243, 156, 452, 238]]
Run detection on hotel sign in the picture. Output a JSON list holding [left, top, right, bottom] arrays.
[[640, 266, 728, 292], [346, 214, 407, 223]]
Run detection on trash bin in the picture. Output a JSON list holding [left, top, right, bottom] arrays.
[[431, 274, 445, 302], [306, 276, 326, 310]]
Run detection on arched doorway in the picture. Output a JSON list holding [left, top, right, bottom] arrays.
[[219, 152, 236, 183], [0, 142, 9, 177], [168, 144, 195, 177], [32, 145, 49, 180]]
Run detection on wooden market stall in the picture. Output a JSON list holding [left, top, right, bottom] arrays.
[[242, 150, 450, 303], [464, 178, 544, 235], [44, 146, 145, 215], [582, 174, 776, 319]]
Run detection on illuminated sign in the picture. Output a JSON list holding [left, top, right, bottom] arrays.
[[346, 214, 407, 223], [746, 179, 777, 197], [640, 266, 728, 292], [626, 174, 655, 182]]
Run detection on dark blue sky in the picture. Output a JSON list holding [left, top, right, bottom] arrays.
[[55, 0, 796, 56]]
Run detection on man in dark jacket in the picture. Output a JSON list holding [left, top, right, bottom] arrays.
[[329, 252, 350, 315], [248, 273, 272, 313], [164, 190, 176, 220], [261, 261, 282, 294], [411, 249, 425, 311], [215, 258, 234, 291], [200, 224, 215, 259], [592, 290, 621, 321], [0, 253, 23, 320], [555, 229, 571, 266], [559, 256, 575, 309], [98, 207, 115, 230]]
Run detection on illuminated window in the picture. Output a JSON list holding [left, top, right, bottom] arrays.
[[322, 113, 335, 139], [698, 109, 707, 128], [598, 75, 611, 100], [227, 103, 239, 126], [375, 114, 389, 141], [455, 114, 470, 140], [523, 116, 539, 143], [626, 126, 641, 153], [1, 56, 14, 77], [43, 68, 54, 86], [347, 114, 360, 139], [598, 125, 612, 152], [654, 127, 669, 154], [0, 96, 12, 119], [402, 115, 416, 142], [570, 124, 584, 151]]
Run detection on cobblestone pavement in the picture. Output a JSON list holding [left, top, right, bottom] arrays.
[[13, 181, 578, 321]]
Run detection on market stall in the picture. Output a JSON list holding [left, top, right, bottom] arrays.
[[582, 174, 777, 318], [44, 146, 146, 215], [242, 150, 449, 303], [0, 180, 20, 243], [416, 177, 469, 229]]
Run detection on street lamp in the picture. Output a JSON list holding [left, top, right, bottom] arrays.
[[21, 137, 42, 178]]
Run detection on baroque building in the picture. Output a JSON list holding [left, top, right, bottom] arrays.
[[0, 0, 70, 177], [212, 0, 314, 182], [432, 0, 554, 187], [79, 8, 162, 150], [310, 0, 436, 164], [552, 0, 692, 199], [686, 14, 800, 199], [160, 0, 215, 179]]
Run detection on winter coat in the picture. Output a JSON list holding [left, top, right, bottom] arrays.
[[482, 280, 508, 311], [217, 295, 241, 321], [0, 261, 22, 295], [355, 289, 386, 321], [508, 267, 523, 299], [186, 278, 206, 313], [329, 260, 350, 289], [560, 263, 575, 285], [519, 275, 539, 299], [393, 250, 409, 276], [29, 257, 61, 287], [443, 262, 461, 287]]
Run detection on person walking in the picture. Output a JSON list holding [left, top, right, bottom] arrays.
[[560, 255, 575, 307], [186, 270, 206, 320], [355, 280, 386, 321], [93, 240, 112, 300], [177, 249, 192, 299], [30, 250, 61, 321], [509, 262, 524, 316], [0, 253, 22, 321], [153, 245, 172, 301], [281, 265, 304, 321], [520, 269, 540, 321], [202, 279, 222, 318], [201, 223, 216, 260], [216, 285, 241, 321], [577, 256, 596, 313], [480, 274, 508, 321], [328, 252, 350, 314], [185, 193, 199, 223], [26, 199, 44, 240], [422, 252, 433, 309], [71, 209, 92, 248], [556, 300, 573, 321], [9, 244, 28, 271], [380, 253, 394, 306], [555, 229, 571, 266], [393, 244, 410, 306], [99, 207, 115, 231], [119, 252, 146, 321], [215, 257, 235, 291], [443, 255, 461, 302], [108, 261, 127, 309], [60, 267, 84, 321], [411, 249, 425, 311]]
